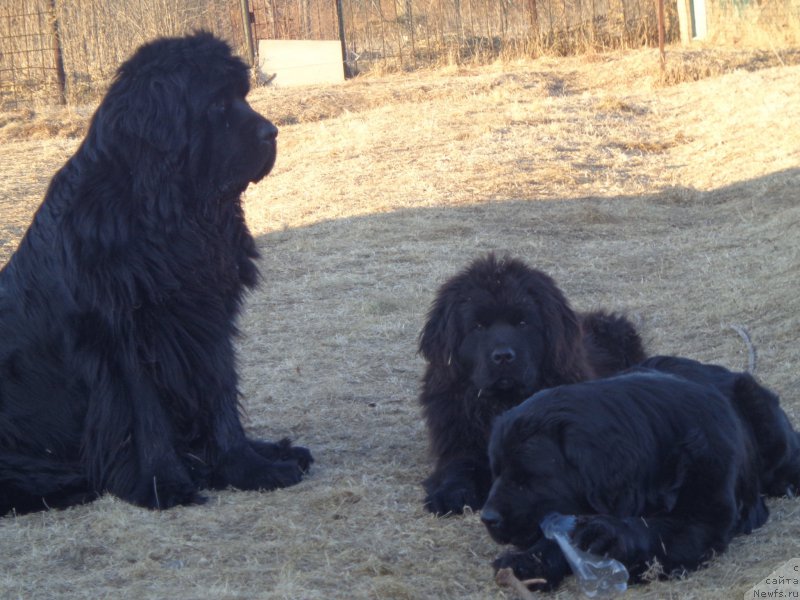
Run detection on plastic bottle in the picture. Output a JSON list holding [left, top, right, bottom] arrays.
[[540, 512, 629, 598]]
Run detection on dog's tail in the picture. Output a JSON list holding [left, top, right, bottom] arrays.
[[580, 311, 647, 377], [727, 323, 757, 373], [0, 453, 92, 516]]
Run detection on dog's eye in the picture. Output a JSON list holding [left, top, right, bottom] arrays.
[[474, 322, 485, 331], [517, 320, 527, 328]]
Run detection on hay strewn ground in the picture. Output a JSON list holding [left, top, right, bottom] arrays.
[[0, 46, 799, 600]]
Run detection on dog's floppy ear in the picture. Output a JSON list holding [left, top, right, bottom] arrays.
[[86, 59, 191, 216], [647, 427, 706, 513], [95, 65, 189, 160], [522, 271, 590, 385], [418, 286, 459, 367], [561, 427, 643, 516]]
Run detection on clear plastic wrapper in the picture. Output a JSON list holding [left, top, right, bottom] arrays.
[[540, 512, 629, 598]]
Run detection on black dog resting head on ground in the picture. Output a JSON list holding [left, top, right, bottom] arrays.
[[418, 253, 645, 515], [0, 32, 311, 516], [482, 359, 800, 591]]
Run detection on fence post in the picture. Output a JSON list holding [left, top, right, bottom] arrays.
[[336, 0, 348, 77], [240, 0, 256, 66], [657, 0, 666, 68], [48, 0, 66, 104]]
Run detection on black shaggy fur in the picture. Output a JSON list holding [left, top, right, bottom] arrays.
[[418, 253, 645, 515], [482, 359, 800, 591], [0, 32, 312, 516], [639, 356, 800, 497]]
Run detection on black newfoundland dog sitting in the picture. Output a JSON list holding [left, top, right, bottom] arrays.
[[0, 33, 311, 516], [418, 253, 645, 515], [482, 357, 800, 591]]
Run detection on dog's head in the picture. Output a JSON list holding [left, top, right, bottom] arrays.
[[419, 254, 588, 399], [480, 396, 587, 548], [90, 31, 276, 200], [481, 372, 716, 550]]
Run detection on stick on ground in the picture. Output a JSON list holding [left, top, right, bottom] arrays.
[[495, 567, 546, 599]]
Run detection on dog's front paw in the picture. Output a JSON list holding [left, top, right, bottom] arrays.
[[129, 469, 205, 510], [214, 445, 309, 491], [249, 438, 313, 472], [424, 480, 480, 516], [573, 515, 623, 555]]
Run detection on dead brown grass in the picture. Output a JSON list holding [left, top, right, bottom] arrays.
[[1, 45, 799, 600]]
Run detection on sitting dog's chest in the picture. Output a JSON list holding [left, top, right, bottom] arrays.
[[160, 210, 253, 299]]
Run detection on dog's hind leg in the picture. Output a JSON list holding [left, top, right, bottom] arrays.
[[81, 370, 203, 510], [731, 374, 800, 497]]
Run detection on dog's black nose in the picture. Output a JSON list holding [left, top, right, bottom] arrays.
[[492, 347, 516, 364], [481, 508, 502, 529], [257, 120, 278, 142]]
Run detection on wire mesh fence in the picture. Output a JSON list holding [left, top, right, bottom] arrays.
[[339, 0, 662, 73], [251, 0, 340, 40], [6, 0, 797, 107], [702, 0, 800, 45], [0, 0, 247, 108], [0, 1, 63, 106]]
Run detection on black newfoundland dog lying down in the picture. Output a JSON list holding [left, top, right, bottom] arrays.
[[0, 33, 311, 516], [419, 253, 646, 515], [482, 356, 800, 591]]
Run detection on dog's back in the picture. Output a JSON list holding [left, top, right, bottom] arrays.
[[641, 355, 800, 498], [499, 370, 767, 531]]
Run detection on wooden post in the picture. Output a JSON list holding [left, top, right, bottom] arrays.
[[528, 0, 539, 32], [240, 0, 256, 66], [48, 0, 66, 104], [657, 0, 666, 68], [335, 0, 348, 77]]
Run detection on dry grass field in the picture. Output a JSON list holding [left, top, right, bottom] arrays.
[[1, 46, 799, 599]]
